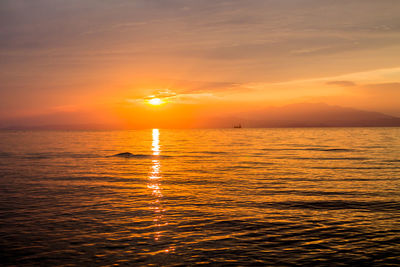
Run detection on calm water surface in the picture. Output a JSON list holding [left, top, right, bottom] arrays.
[[0, 128, 399, 266]]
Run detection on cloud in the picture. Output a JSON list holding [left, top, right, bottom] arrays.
[[143, 90, 177, 100], [127, 89, 218, 105], [171, 80, 242, 93], [326, 81, 356, 87], [174, 93, 218, 104]]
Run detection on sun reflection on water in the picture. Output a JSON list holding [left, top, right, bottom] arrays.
[[147, 129, 168, 244], [152, 128, 160, 156]]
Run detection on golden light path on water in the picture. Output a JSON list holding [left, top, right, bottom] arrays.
[[0, 128, 399, 265], [147, 129, 174, 253]]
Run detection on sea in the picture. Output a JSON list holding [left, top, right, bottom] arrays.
[[0, 128, 399, 266]]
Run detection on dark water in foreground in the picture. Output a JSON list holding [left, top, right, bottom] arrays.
[[0, 128, 399, 266]]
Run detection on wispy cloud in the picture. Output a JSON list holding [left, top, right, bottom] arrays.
[[326, 81, 356, 87], [174, 93, 218, 104], [127, 89, 218, 105], [142, 90, 177, 101], [262, 67, 400, 86]]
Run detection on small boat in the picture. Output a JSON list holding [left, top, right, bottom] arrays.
[[233, 124, 242, 128]]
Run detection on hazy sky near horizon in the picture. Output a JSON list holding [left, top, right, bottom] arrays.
[[1, 0, 400, 126]]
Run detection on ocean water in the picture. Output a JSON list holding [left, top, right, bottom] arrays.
[[0, 128, 399, 266]]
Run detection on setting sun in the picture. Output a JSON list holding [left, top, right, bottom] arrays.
[[148, 98, 163, 106], [1, 1, 400, 266]]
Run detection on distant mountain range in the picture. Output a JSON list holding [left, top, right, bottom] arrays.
[[206, 103, 400, 128], [1, 103, 400, 129]]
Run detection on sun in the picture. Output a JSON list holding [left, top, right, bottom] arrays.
[[148, 98, 164, 105]]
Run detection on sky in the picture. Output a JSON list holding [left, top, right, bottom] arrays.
[[1, 0, 400, 128]]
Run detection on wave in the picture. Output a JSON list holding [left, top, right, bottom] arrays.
[[0, 151, 101, 159], [316, 148, 354, 152], [276, 156, 369, 161], [262, 148, 355, 152], [311, 166, 397, 170], [185, 151, 228, 155], [299, 157, 369, 160], [384, 159, 400, 163], [0, 151, 12, 158], [109, 152, 169, 159], [1, 151, 170, 160], [269, 200, 400, 212]]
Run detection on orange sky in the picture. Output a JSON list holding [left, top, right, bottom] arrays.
[[0, 0, 399, 128]]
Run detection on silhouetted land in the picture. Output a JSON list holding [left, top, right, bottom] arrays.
[[1, 103, 400, 130]]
